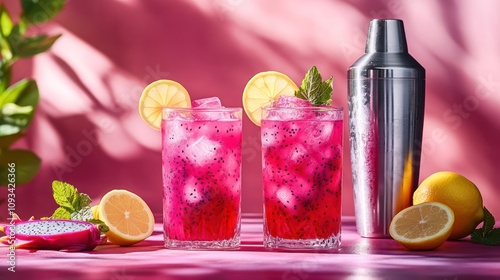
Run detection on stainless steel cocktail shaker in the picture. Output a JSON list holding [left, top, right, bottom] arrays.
[[347, 19, 425, 237]]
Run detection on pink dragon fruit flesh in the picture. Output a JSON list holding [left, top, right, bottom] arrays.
[[0, 219, 103, 252]]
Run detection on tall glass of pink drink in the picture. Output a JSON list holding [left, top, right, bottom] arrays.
[[261, 106, 343, 249], [162, 105, 242, 249]]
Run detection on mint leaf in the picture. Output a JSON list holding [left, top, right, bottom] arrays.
[[50, 180, 110, 235], [482, 207, 495, 233], [52, 180, 79, 211], [51, 181, 92, 215], [70, 206, 93, 221], [88, 219, 109, 233], [295, 66, 333, 106], [472, 228, 500, 246], [484, 228, 500, 244], [471, 206, 500, 245], [51, 206, 71, 219], [78, 193, 92, 209]]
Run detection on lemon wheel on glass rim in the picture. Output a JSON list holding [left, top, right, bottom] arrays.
[[138, 79, 191, 130], [242, 71, 298, 126]]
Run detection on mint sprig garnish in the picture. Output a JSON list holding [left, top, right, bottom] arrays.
[[471, 207, 500, 245], [51, 180, 109, 233], [295, 66, 333, 106]]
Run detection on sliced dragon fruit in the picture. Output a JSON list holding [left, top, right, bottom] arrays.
[[0, 219, 103, 252]]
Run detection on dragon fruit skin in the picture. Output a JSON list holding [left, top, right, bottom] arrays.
[[0, 219, 103, 252]]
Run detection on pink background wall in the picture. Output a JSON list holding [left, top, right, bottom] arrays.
[[3, 0, 500, 219]]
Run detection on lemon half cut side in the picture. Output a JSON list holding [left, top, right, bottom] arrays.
[[389, 202, 455, 251]]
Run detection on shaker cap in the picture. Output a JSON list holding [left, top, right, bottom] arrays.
[[366, 19, 408, 53], [348, 19, 425, 79]]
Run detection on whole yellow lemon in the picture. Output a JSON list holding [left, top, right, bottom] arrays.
[[413, 171, 484, 240]]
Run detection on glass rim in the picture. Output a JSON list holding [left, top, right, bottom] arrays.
[[163, 107, 242, 113], [262, 106, 343, 112]]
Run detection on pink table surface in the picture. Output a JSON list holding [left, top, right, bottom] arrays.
[[1, 214, 499, 280]]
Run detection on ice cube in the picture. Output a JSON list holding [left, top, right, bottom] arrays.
[[191, 97, 222, 108], [190, 97, 232, 120], [183, 177, 203, 204], [163, 119, 187, 143], [263, 182, 279, 197], [185, 136, 220, 166], [265, 106, 315, 121], [293, 176, 314, 198], [290, 143, 308, 163], [311, 122, 333, 139], [276, 187, 295, 209], [272, 96, 311, 108]]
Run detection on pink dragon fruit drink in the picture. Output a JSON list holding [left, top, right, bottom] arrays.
[[261, 96, 343, 249], [162, 97, 242, 249]]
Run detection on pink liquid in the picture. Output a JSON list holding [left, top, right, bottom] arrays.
[[261, 118, 342, 240], [162, 118, 242, 242]]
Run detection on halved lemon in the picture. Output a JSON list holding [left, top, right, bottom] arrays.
[[98, 189, 155, 246], [138, 80, 191, 130], [389, 202, 455, 250], [242, 71, 298, 126]]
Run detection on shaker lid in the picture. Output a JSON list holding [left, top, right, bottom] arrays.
[[348, 19, 425, 79], [366, 19, 407, 53]]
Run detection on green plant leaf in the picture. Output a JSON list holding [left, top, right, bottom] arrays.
[[0, 132, 24, 148], [0, 148, 41, 186], [0, 103, 34, 135], [0, 4, 13, 37], [21, 0, 66, 25], [0, 38, 12, 61], [0, 124, 21, 136], [0, 4, 13, 61], [0, 60, 12, 93], [18, 17, 28, 35], [0, 78, 39, 136], [7, 25, 61, 58], [2, 103, 34, 115], [0, 78, 39, 106], [17, 33, 61, 58]]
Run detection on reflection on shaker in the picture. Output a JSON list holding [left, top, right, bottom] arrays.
[[347, 19, 425, 238]]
